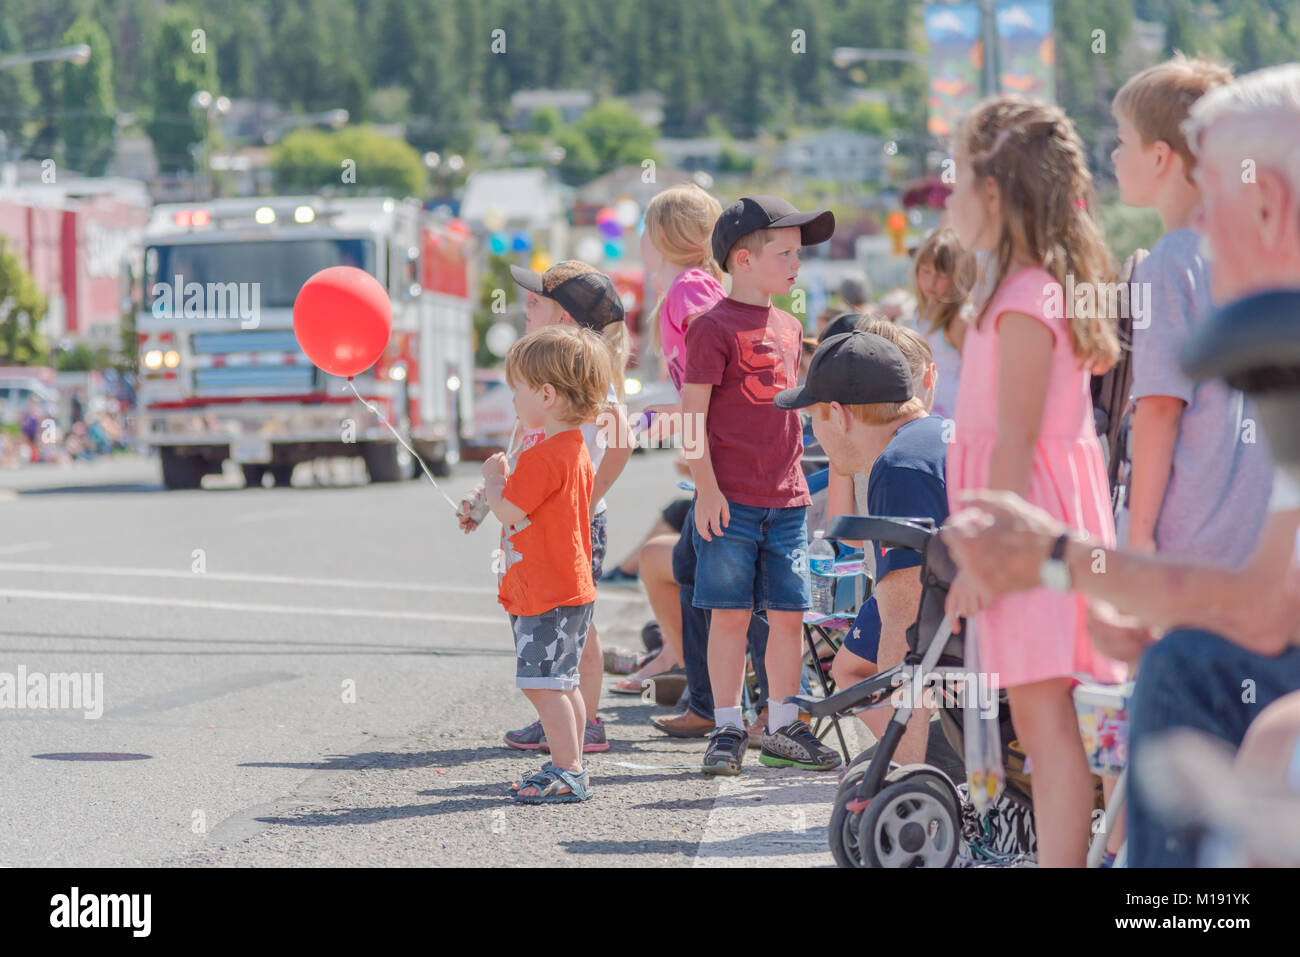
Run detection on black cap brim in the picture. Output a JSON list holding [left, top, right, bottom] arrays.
[[774, 384, 816, 410], [509, 265, 545, 295], [768, 209, 835, 248]]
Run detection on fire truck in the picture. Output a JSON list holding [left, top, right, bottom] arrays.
[[133, 196, 475, 489]]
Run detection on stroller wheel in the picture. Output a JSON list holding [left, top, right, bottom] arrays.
[[829, 765, 875, 868], [856, 779, 959, 868], [884, 765, 961, 821]]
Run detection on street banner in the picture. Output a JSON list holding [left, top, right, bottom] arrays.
[[996, 0, 1056, 103], [924, 2, 985, 139]]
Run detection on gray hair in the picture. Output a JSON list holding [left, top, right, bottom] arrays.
[[1184, 63, 1300, 196]]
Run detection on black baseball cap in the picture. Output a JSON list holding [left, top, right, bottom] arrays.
[[712, 195, 835, 272], [510, 260, 626, 330], [819, 312, 863, 343], [774, 331, 913, 410]]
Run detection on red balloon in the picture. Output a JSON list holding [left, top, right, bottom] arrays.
[[293, 266, 392, 378]]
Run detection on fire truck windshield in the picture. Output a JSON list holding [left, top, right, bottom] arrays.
[[144, 237, 378, 310]]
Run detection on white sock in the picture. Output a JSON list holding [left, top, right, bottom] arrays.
[[715, 706, 744, 731], [768, 701, 797, 731]]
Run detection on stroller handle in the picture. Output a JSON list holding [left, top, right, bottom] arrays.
[[828, 515, 935, 553]]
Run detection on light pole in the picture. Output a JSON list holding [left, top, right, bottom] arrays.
[[0, 44, 91, 71], [189, 90, 231, 200], [0, 45, 92, 171]]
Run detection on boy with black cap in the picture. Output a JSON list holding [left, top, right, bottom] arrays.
[[683, 195, 841, 774], [775, 329, 950, 765], [459, 260, 633, 759]]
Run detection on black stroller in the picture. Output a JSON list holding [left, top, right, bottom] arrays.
[[792, 515, 1039, 868]]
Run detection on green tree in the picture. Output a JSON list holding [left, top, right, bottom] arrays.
[[554, 124, 599, 185], [572, 99, 658, 171], [473, 253, 515, 367], [0, 11, 34, 155], [271, 125, 426, 196], [59, 16, 116, 174], [146, 5, 218, 174], [843, 101, 893, 137], [0, 237, 49, 366]]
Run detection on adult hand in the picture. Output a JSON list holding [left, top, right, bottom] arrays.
[[941, 490, 1067, 595], [1085, 599, 1153, 666], [694, 486, 730, 542]]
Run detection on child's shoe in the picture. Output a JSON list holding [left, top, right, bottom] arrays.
[[759, 720, 842, 771], [702, 725, 748, 776], [539, 717, 610, 754], [504, 720, 546, 750]]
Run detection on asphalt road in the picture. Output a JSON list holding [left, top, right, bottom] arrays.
[[0, 451, 864, 868]]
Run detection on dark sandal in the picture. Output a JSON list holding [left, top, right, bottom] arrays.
[[508, 761, 552, 793], [513, 765, 593, 804]]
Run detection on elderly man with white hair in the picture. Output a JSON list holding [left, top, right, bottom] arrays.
[[941, 63, 1300, 867]]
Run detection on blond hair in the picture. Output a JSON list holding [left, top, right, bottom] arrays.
[[537, 259, 630, 402], [1112, 53, 1233, 184], [857, 318, 933, 388], [600, 319, 630, 402], [724, 228, 774, 272], [643, 184, 725, 354], [504, 325, 613, 426], [913, 227, 974, 338], [957, 94, 1120, 371]]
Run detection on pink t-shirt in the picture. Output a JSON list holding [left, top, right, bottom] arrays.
[[660, 268, 725, 395]]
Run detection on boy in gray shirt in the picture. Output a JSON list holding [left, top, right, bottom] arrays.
[[1112, 56, 1273, 569], [1129, 229, 1273, 568]]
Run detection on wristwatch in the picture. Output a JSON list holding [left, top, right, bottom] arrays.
[[1038, 532, 1073, 592]]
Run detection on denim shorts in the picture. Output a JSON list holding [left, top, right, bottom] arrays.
[[691, 501, 811, 612]]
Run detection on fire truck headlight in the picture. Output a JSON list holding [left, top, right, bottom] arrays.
[[624, 377, 643, 396], [389, 363, 407, 382], [254, 206, 276, 225], [143, 349, 164, 370], [163, 350, 181, 369], [294, 205, 315, 224], [446, 375, 462, 392]]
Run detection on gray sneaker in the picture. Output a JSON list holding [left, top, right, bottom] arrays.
[[539, 718, 611, 754], [504, 720, 546, 751], [703, 725, 749, 776], [759, 720, 842, 770]]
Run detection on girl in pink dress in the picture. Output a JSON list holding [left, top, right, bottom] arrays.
[[944, 95, 1128, 867]]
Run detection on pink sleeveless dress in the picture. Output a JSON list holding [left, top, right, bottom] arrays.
[[947, 267, 1126, 689]]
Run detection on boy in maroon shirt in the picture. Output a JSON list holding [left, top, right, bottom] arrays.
[[683, 195, 841, 775]]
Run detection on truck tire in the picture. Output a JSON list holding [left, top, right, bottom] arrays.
[[241, 465, 267, 488], [361, 441, 408, 483], [160, 448, 204, 490]]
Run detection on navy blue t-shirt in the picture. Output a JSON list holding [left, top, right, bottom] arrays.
[[844, 414, 949, 664]]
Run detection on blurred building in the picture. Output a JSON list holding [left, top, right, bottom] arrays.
[[0, 177, 151, 347], [773, 128, 886, 185], [509, 90, 594, 131]]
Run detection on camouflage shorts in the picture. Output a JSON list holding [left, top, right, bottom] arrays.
[[590, 510, 608, 581], [509, 602, 595, 691]]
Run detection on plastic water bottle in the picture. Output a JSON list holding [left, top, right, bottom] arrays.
[[808, 530, 836, 615]]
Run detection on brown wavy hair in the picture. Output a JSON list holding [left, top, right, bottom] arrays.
[[913, 226, 975, 340], [957, 95, 1119, 372]]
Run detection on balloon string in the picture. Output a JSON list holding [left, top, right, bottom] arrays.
[[345, 377, 460, 512]]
